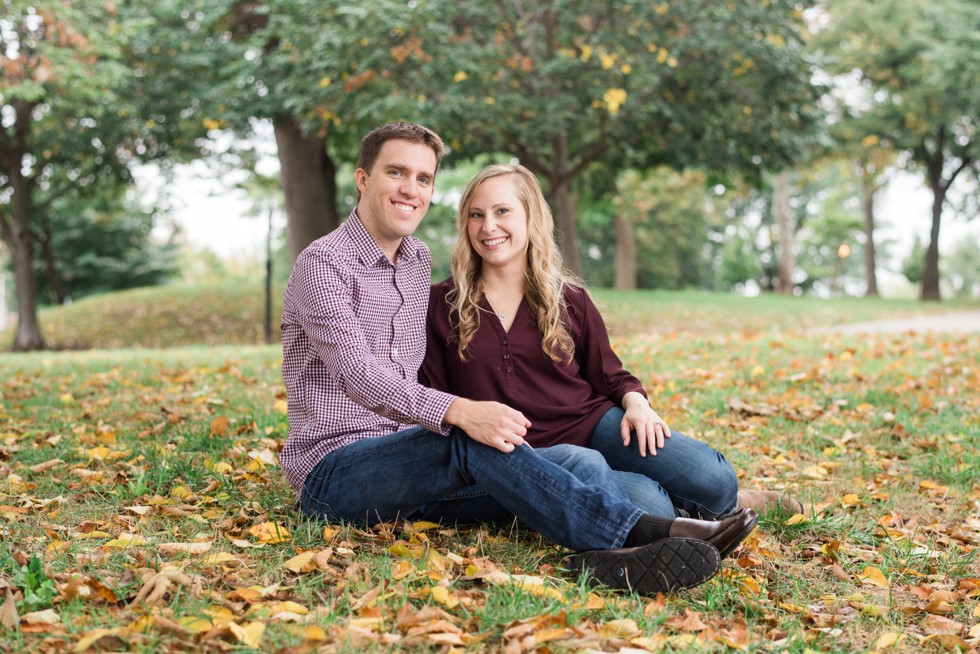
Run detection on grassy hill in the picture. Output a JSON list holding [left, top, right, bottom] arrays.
[[2, 280, 976, 351]]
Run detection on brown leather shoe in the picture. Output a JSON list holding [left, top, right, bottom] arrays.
[[668, 509, 758, 559], [737, 490, 803, 516]]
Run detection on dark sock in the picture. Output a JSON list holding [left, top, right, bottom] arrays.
[[623, 514, 673, 548]]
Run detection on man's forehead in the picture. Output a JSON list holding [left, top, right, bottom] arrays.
[[376, 139, 437, 170]]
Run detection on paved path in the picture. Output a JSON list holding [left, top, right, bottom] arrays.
[[812, 310, 980, 334]]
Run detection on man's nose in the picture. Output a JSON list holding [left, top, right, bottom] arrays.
[[400, 176, 419, 196]]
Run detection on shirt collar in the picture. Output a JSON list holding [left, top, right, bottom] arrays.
[[345, 209, 422, 267]]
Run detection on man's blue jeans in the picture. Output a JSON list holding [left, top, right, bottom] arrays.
[[399, 407, 739, 524], [587, 407, 739, 519], [300, 427, 644, 552]]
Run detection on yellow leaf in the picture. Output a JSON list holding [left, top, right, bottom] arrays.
[[170, 485, 193, 499], [601, 618, 639, 637], [274, 399, 289, 414], [103, 533, 145, 550], [802, 465, 828, 479], [202, 552, 239, 565], [287, 624, 327, 641], [177, 616, 212, 634], [60, 393, 75, 404], [784, 513, 807, 525], [841, 493, 860, 507], [860, 604, 889, 618], [73, 628, 124, 652], [452, 71, 467, 83], [285, 551, 317, 573], [229, 621, 265, 648], [85, 446, 111, 460], [857, 566, 889, 588], [248, 522, 290, 544], [875, 632, 905, 649], [391, 560, 414, 580], [158, 541, 212, 556], [603, 88, 627, 115], [429, 585, 458, 608], [318, 76, 331, 88], [205, 460, 234, 474], [271, 601, 308, 616], [750, 365, 765, 377], [411, 521, 441, 532]]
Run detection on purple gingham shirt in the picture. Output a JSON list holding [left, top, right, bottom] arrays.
[[280, 210, 456, 498]]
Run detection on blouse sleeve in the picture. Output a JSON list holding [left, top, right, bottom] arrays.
[[570, 286, 647, 404]]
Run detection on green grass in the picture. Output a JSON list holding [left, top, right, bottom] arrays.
[[0, 287, 978, 652], [3, 280, 978, 351]]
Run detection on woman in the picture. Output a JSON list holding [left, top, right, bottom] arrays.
[[421, 164, 799, 525]]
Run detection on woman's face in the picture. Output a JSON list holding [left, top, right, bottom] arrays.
[[465, 175, 529, 273]]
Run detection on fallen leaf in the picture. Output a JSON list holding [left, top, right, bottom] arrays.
[[248, 522, 290, 544], [158, 541, 212, 556], [210, 415, 230, 436], [857, 566, 889, 588], [874, 632, 906, 649], [285, 551, 317, 573], [229, 620, 265, 648], [1, 589, 19, 630]]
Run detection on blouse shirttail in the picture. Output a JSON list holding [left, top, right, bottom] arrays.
[[420, 279, 647, 448]]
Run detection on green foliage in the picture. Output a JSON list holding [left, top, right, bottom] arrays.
[[943, 237, 980, 298], [16, 555, 57, 613], [29, 190, 179, 305], [902, 238, 926, 285], [613, 167, 711, 289]]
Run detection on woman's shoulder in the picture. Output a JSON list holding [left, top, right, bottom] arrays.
[[562, 283, 595, 312]]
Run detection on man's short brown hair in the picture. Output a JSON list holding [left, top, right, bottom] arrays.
[[356, 122, 445, 176]]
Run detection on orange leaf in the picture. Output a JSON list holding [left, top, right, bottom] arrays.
[[210, 415, 230, 437], [248, 522, 290, 544]]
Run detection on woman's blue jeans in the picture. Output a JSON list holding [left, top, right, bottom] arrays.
[[300, 427, 644, 552], [587, 407, 739, 519]]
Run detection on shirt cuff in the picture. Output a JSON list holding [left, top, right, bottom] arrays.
[[420, 388, 457, 436]]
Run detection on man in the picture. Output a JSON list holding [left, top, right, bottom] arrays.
[[280, 121, 756, 594]]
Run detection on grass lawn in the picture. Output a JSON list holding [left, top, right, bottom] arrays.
[[0, 288, 978, 652]]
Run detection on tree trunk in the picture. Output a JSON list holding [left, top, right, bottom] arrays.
[[274, 117, 338, 263], [613, 213, 637, 289], [264, 205, 273, 344], [920, 173, 944, 301], [861, 178, 879, 298], [547, 133, 582, 276], [773, 171, 794, 294], [39, 215, 67, 304], [2, 176, 45, 351]]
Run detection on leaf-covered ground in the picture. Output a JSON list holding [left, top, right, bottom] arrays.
[[0, 296, 978, 653]]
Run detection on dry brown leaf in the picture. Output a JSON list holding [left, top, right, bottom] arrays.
[[874, 632, 906, 649], [0, 588, 19, 631], [158, 541, 213, 556], [29, 459, 64, 473], [210, 415, 230, 437], [921, 614, 964, 635]]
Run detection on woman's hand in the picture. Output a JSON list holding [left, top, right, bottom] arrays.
[[621, 392, 671, 457]]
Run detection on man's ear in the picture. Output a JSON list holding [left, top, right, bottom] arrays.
[[354, 167, 368, 193]]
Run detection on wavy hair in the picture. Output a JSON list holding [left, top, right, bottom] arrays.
[[447, 164, 577, 362]]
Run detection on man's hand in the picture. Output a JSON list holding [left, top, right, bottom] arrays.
[[444, 398, 531, 453], [621, 392, 671, 457]]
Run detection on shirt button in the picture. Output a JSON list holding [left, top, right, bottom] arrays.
[[502, 339, 509, 345], [503, 354, 510, 359], [506, 367, 512, 373]]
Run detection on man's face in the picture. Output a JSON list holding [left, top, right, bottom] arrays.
[[355, 139, 437, 260]]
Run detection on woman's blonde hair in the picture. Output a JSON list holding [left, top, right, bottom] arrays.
[[447, 164, 577, 362]]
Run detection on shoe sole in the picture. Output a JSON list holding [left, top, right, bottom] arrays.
[[566, 537, 720, 595]]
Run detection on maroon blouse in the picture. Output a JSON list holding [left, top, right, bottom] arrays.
[[420, 279, 646, 447]]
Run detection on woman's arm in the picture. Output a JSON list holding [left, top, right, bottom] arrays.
[[573, 287, 670, 456]]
